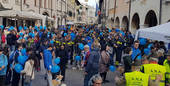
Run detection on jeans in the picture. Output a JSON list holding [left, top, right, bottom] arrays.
[[0, 75, 6, 86], [12, 69, 20, 86], [46, 71, 53, 86], [24, 81, 32, 86]]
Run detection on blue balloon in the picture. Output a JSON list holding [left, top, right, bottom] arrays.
[[44, 26, 47, 30], [64, 33, 67, 37], [54, 57, 60, 65], [39, 26, 43, 30], [19, 26, 23, 31], [29, 32, 32, 36], [31, 33, 35, 38], [70, 33, 76, 40], [109, 65, 116, 72], [35, 26, 38, 29], [115, 28, 120, 32], [0, 25, 4, 29], [120, 31, 125, 36], [14, 64, 23, 73], [18, 55, 27, 65], [19, 33, 24, 36], [75, 56, 81, 61], [79, 43, 84, 50], [21, 48, 27, 56], [51, 65, 60, 73], [100, 32, 103, 36], [144, 48, 151, 55], [139, 38, 146, 45], [19, 37, 23, 40], [148, 44, 153, 49], [50, 40, 54, 44], [109, 29, 111, 32], [24, 26, 27, 30]]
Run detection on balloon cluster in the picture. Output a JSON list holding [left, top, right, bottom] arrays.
[[51, 57, 61, 73]]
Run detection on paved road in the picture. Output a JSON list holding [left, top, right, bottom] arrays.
[[32, 60, 116, 86]]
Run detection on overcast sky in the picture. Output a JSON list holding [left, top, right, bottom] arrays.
[[78, 0, 99, 8]]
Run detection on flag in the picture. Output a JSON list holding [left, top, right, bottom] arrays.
[[95, 3, 99, 16]]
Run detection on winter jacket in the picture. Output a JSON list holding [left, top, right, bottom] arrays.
[[7, 33, 17, 46], [85, 48, 100, 73], [43, 49, 53, 70], [123, 54, 132, 72], [1, 34, 5, 43], [0, 54, 8, 75], [99, 50, 110, 73], [57, 49, 68, 67], [21, 60, 35, 79]]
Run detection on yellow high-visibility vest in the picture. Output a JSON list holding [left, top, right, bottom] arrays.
[[143, 64, 166, 86], [164, 60, 170, 84], [125, 71, 149, 86]]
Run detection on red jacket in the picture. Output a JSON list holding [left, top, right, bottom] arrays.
[[1, 34, 6, 43], [84, 51, 90, 66]]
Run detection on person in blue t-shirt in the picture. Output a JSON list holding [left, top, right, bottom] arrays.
[[0, 47, 8, 86], [131, 40, 142, 65]]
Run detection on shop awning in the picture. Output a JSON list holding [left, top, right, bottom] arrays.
[[0, 10, 55, 20]]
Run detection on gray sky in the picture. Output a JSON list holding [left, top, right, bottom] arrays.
[[78, 0, 99, 8]]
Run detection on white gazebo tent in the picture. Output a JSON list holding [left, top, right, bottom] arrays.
[[135, 22, 170, 43]]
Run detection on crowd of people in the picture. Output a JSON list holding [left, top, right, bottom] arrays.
[[0, 24, 170, 86]]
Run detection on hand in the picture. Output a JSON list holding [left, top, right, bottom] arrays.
[[155, 74, 162, 81], [84, 72, 88, 75], [0, 68, 1, 71], [1, 66, 5, 69]]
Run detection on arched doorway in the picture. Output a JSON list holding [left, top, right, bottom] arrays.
[[121, 16, 129, 30], [168, 20, 170, 22], [115, 17, 120, 28], [131, 13, 140, 33], [144, 10, 158, 27]]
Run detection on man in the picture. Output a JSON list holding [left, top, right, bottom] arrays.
[[164, 50, 170, 85], [115, 61, 162, 86], [43, 44, 53, 86], [113, 34, 124, 64], [84, 40, 101, 86], [141, 53, 166, 86], [7, 30, 17, 52], [0, 47, 8, 86], [88, 74, 102, 86], [131, 40, 142, 68]]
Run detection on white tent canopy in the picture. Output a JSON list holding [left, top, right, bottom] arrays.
[[135, 22, 170, 43]]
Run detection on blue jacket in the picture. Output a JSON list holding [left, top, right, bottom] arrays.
[[43, 49, 52, 70], [131, 47, 142, 60], [0, 54, 8, 75]]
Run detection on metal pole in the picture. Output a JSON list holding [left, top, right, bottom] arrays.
[[39, 0, 41, 14], [159, 0, 162, 25], [128, 0, 131, 31], [21, 0, 22, 11]]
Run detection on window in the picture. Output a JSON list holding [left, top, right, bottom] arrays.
[[24, 0, 26, 4], [44, 0, 47, 8], [40, 0, 42, 7], [35, 0, 37, 6]]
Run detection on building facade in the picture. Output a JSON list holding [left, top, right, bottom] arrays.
[[0, 0, 77, 28], [100, 0, 170, 34]]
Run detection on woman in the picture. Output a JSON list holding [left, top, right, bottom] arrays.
[[21, 54, 36, 86], [99, 44, 110, 83], [57, 45, 68, 82]]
